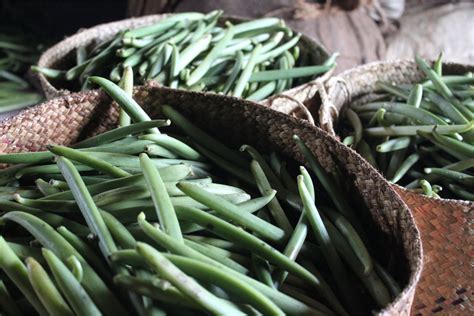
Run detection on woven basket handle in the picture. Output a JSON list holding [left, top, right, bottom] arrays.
[[265, 93, 315, 125]]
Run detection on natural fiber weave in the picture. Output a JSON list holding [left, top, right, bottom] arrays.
[[395, 187, 473, 315], [36, 14, 330, 101], [0, 84, 422, 315], [37, 14, 171, 99], [260, 69, 334, 123], [322, 59, 474, 134], [316, 59, 474, 315]]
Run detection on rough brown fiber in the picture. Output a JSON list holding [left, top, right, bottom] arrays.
[[396, 187, 473, 315], [0, 85, 421, 315], [260, 71, 334, 124], [323, 60, 474, 134], [317, 59, 474, 315], [36, 14, 329, 101], [37, 15, 171, 99]]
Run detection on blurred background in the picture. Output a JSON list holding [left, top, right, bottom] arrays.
[[1, 0, 472, 73]]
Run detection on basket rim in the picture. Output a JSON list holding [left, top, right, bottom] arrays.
[[331, 58, 474, 77], [0, 85, 423, 316], [321, 58, 474, 205], [325, 58, 474, 107], [36, 13, 330, 99], [394, 184, 474, 208]]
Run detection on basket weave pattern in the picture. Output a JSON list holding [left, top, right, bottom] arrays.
[[0, 85, 422, 315], [396, 188, 473, 315], [319, 60, 474, 315], [37, 15, 170, 98], [37, 14, 330, 103]]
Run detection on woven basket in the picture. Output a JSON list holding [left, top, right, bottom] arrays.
[[36, 13, 331, 105], [316, 59, 474, 315], [0, 84, 421, 315]]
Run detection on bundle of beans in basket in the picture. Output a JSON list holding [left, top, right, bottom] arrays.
[[339, 55, 473, 200], [0, 75, 400, 315], [33, 11, 336, 101], [0, 32, 44, 113]]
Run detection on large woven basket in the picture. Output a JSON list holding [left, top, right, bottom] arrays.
[[0, 84, 422, 315], [316, 60, 474, 315], [36, 13, 331, 110]]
